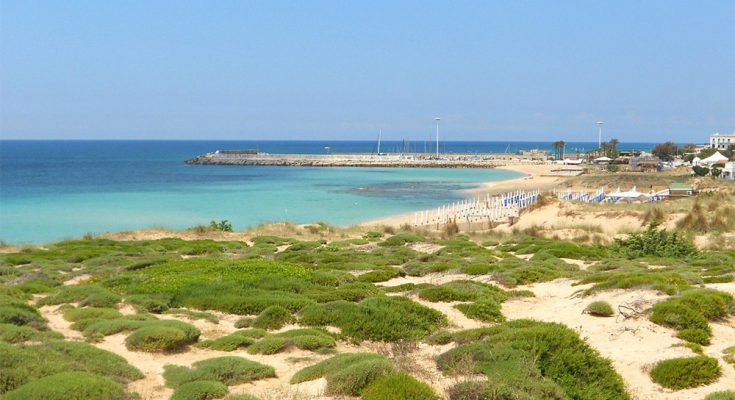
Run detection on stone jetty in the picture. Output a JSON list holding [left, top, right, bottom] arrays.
[[186, 151, 509, 168]]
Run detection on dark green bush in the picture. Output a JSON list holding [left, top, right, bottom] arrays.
[[0, 340, 143, 393], [63, 307, 123, 322], [455, 300, 504, 322], [418, 280, 507, 303], [0, 323, 63, 343], [164, 356, 275, 388], [170, 380, 228, 400], [125, 323, 199, 352], [252, 306, 293, 330], [246, 328, 335, 354], [361, 372, 438, 400], [2, 371, 130, 400], [704, 391, 735, 400], [436, 320, 629, 400], [234, 317, 253, 329], [613, 224, 697, 258], [648, 291, 731, 345], [300, 297, 446, 341], [584, 301, 614, 317], [650, 356, 721, 390], [38, 284, 121, 308], [357, 268, 402, 283], [195, 333, 255, 351], [0, 302, 47, 328], [378, 233, 424, 247], [291, 353, 394, 395]]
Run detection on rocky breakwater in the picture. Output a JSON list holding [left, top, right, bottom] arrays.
[[186, 152, 503, 168]]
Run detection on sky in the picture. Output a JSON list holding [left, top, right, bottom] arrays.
[[0, 1, 733, 142]]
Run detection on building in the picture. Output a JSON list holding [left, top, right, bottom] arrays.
[[630, 156, 661, 172], [710, 132, 735, 150], [668, 183, 694, 197], [721, 162, 735, 180]]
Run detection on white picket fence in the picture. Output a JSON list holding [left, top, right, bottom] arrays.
[[412, 189, 541, 227], [553, 188, 607, 203]]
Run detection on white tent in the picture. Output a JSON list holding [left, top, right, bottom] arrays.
[[594, 156, 613, 163], [608, 186, 649, 199], [692, 156, 702, 166], [699, 151, 728, 166]]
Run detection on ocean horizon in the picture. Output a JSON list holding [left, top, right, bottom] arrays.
[[0, 140, 658, 244]]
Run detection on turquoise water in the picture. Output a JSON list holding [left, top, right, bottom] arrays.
[[0, 141, 523, 244]]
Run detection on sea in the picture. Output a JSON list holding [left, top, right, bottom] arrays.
[[0, 140, 656, 244]]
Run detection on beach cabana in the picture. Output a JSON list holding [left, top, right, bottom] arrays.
[[607, 186, 649, 202], [699, 151, 728, 166], [594, 156, 612, 164]]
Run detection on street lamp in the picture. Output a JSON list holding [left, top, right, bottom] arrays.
[[435, 117, 441, 157], [596, 121, 605, 150]]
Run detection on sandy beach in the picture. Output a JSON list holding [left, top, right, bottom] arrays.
[[363, 163, 571, 228]]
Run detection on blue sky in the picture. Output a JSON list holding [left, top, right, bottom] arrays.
[[1, 1, 733, 142]]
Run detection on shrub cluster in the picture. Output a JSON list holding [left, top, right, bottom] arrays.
[[2, 371, 131, 400], [436, 320, 629, 400], [291, 353, 394, 395], [164, 356, 275, 388], [613, 223, 697, 258], [650, 289, 734, 345], [361, 372, 438, 400], [584, 301, 615, 317], [300, 296, 446, 341], [251, 306, 293, 330], [649, 356, 721, 390]]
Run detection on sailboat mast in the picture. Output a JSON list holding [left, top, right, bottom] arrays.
[[377, 129, 381, 154]]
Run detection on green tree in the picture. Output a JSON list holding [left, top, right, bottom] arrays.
[[652, 141, 679, 161]]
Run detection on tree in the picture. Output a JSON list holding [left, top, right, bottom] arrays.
[[692, 166, 710, 176], [552, 141, 566, 160], [652, 141, 679, 161]]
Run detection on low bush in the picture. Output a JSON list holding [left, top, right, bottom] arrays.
[[0, 323, 63, 343], [164, 356, 275, 388], [650, 356, 721, 390], [360, 372, 437, 400], [357, 268, 402, 283], [246, 336, 288, 355], [165, 308, 219, 324], [290, 353, 394, 395], [234, 317, 253, 329], [63, 307, 123, 322], [38, 284, 121, 308], [195, 333, 255, 351], [455, 299, 504, 322], [378, 233, 424, 247], [0, 301, 47, 329], [613, 224, 697, 258], [648, 289, 733, 345], [125, 322, 200, 352], [247, 328, 335, 354], [124, 293, 172, 313], [418, 280, 508, 303], [2, 371, 130, 400], [704, 391, 735, 400], [584, 301, 614, 317], [435, 320, 629, 400], [170, 380, 228, 400], [300, 297, 446, 341], [0, 340, 143, 393], [251, 306, 293, 330], [724, 346, 735, 366]]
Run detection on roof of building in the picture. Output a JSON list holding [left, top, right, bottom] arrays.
[[669, 183, 693, 190]]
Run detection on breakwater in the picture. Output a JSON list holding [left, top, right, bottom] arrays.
[[186, 151, 513, 168]]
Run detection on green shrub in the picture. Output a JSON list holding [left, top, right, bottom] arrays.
[[246, 336, 289, 355], [613, 224, 697, 258], [234, 317, 253, 329], [357, 268, 402, 283], [650, 356, 721, 390], [171, 380, 228, 400], [378, 233, 423, 247], [164, 356, 275, 388], [195, 333, 255, 351], [418, 280, 508, 303], [649, 294, 719, 345], [0, 302, 47, 328], [455, 300, 504, 322], [300, 297, 446, 341], [0, 323, 63, 343], [165, 308, 219, 324], [124, 293, 171, 313], [63, 307, 123, 322], [252, 306, 293, 330], [125, 325, 199, 352], [704, 391, 735, 400], [436, 320, 629, 400], [584, 301, 614, 317], [2, 371, 129, 400], [38, 284, 121, 308], [724, 346, 735, 366], [677, 289, 734, 320], [446, 379, 567, 400], [291, 353, 394, 395], [361, 372, 437, 400]]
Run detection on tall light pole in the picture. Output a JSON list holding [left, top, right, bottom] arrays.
[[435, 117, 441, 157], [596, 121, 605, 150]]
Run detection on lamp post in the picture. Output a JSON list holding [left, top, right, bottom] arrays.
[[435, 117, 441, 157], [596, 121, 605, 151]]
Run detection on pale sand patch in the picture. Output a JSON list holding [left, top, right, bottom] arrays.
[[409, 242, 444, 254], [39, 305, 84, 340], [502, 279, 735, 400], [63, 273, 91, 286], [560, 258, 591, 269]]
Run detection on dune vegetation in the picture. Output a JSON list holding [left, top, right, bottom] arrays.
[[1, 222, 734, 399]]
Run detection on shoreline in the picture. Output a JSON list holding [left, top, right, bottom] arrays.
[[361, 163, 571, 227]]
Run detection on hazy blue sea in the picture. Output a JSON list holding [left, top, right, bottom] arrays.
[[0, 140, 656, 244]]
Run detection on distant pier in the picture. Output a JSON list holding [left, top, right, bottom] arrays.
[[185, 150, 549, 168]]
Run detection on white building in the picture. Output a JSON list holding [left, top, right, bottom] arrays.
[[722, 162, 735, 180], [710, 132, 735, 150]]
